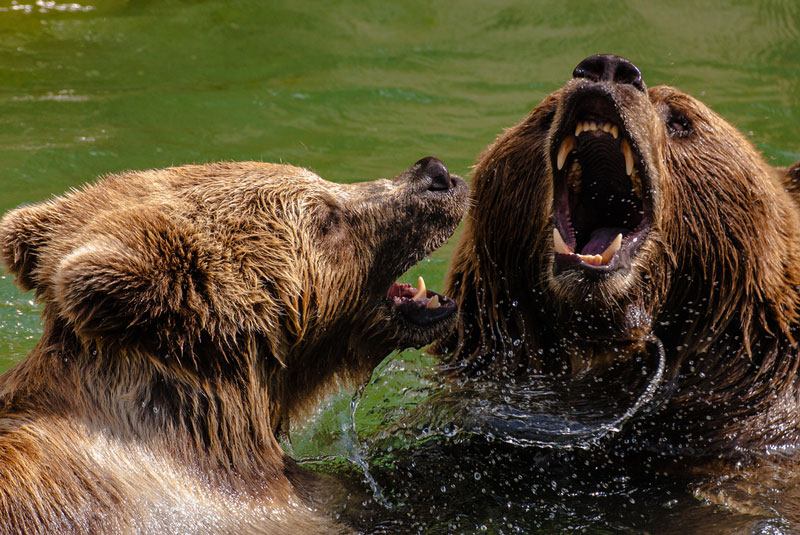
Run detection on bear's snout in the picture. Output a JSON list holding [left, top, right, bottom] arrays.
[[413, 156, 455, 191], [572, 54, 645, 93]]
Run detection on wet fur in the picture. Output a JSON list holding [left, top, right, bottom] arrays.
[[0, 161, 466, 534], [439, 79, 800, 455]]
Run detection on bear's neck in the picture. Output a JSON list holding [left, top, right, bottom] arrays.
[[648, 317, 800, 453], [4, 323, 290, 485], [543, 304, 800, 454], [484, 291, 800, 454]]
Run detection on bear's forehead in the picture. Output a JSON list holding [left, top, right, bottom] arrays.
[[152, 167, 346, 211], [647, 86, 707, 116]]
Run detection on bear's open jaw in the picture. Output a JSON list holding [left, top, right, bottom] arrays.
[[550, 90, 652, 275], [387, 276, 456, 327]]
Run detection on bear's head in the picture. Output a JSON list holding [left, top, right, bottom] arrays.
[[440, 55, 800, 448], [0, 158, 467, 423]]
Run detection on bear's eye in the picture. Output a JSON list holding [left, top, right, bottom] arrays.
[[666, 111, 691, 138]]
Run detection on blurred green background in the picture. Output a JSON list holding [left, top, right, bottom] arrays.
[[1, 0, 798, 370]]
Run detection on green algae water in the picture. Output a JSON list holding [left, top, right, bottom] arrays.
[[1, 1, 799, 533]]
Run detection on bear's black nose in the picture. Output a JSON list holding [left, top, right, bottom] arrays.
[[415, 156, 454, 191], [572, 54, 645, 92]]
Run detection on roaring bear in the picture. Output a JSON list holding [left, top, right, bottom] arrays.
[[0, 157, 467, 534], [439, 54, 800, 456]]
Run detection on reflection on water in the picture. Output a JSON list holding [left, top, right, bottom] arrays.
[[426, 337, 668, 450], [302, 352, 795, 534], [0, 275, 40, 370]]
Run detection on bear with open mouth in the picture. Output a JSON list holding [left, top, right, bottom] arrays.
[[438, 54, 800, 456], [0, 157, 467, 534]]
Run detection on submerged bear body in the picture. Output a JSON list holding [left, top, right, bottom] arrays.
[[440, 54, 800, 456], [0, 159, 467, 534]]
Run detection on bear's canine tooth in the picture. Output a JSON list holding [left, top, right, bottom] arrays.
[[553, 228, 572, 255], [426, 295, 441, 309], [412, 276, 427, 300], [621, 139, 634, 175], [557, 135, 576, 171], [600, 233, 623, 264], [575, 123, 584, 136], [610, 125, 619, 139]]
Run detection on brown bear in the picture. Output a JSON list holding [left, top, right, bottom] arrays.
[[0, 157, 467, 534], [438, 54, 800, 456]]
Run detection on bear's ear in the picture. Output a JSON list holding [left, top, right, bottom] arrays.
[[0, 201, 64, 292], [53, 238, 153, 336], [52, 208, 240, 341]]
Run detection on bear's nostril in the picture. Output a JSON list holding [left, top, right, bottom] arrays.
[[572, 54, 645, 92], [415, 156, 454, 191]]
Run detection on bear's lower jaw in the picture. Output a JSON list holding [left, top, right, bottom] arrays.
[[387, 277, 457, 328], [551, 233, 643, 276]]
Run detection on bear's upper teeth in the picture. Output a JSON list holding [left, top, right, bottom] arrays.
[[553, 228, 572, 254], [574, 120, 619, 139], [621, 139, 634, 176], [557, 122, 632, 173], [412, 276, 427, 300], [557, 135, 576, 171], [410, 276, 441, 308]]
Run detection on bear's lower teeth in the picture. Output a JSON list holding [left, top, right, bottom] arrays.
[[552, 228, 623, 266], [391, 276, 442, 309]]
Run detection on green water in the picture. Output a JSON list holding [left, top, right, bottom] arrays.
[[0, 1, 799, 533]]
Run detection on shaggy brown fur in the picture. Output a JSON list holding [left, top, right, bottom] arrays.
[[438, 54, 800, 455], [0, 158, 467, 534]]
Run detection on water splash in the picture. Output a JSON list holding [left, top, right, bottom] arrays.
[[344, 384, 391, 509]]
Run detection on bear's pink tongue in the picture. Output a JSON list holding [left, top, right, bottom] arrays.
[[580, 228, 627, 256]]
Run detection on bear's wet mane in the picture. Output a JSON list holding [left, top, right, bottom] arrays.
[[439, 84, 800, 453]]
